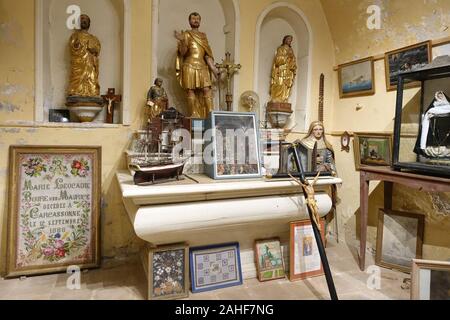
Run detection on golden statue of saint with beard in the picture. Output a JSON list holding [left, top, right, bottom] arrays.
[[175, 12, 219, 119], [67, 14, 101, 97]]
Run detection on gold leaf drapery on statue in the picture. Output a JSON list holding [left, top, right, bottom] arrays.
[[67, 30, 101, 97]]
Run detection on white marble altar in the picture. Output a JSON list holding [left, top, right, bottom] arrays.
[[117, 171, 342, 278]]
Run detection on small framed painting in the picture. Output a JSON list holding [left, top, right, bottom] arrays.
[[353, 133, 393, 170], [6, 146, 101, 278], [289, 219, 325, 281], [204, 111, 261, 180], [376, 209, 424, 273], [338, 57, 375, 98], [148, 243, 189, 300], [190, 242, 243, 293], [384, 41, 432, 91], [254, 238, 286, 282], [411, 259, 450, 300]]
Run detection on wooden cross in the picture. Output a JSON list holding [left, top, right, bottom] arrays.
[[102, 88, 122, 124], [215, 52, 241, 111]]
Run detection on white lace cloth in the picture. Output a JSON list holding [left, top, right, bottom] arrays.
[[420, 91, 450, 151]]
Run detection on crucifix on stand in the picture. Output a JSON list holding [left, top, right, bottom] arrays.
[[215, 52, 241, 111], [102, 88, 122, 124]]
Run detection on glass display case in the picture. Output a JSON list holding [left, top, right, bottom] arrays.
[[393, 55, 450, 177]]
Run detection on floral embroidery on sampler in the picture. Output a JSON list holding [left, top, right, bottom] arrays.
[[17, 154, 93, 268]]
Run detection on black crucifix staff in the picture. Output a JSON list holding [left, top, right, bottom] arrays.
[[287, 143, 338, 300]]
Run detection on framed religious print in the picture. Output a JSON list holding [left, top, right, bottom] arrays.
[[289, 219, 325, 281], [204, 111, 261, 180], [254, 238, 286, 282], [338, 57, 375, 98], [148, 243, 189, 300], [411, 259, 450, 300], [376, 209, 424, 273], [6, 146, 101, 278], [190, 242, 243, 293], [353, 133, 393, 170], [384, 41, 432, 91]]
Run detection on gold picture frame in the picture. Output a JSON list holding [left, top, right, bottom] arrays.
[[376, 209, 424, 273], [353, 132, 393, 171], [6, 146, 101, 278], [338, 56, 375, 98], [148, 243, 189, 300], [411, 259, 450, 300], [384, 41, 432, 91]]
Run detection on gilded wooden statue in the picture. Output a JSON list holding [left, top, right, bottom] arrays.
[[270, 35, 297, 103], [174, 12, 219, 119], [67, 14, 101, 97], [146, 78, 169, 120]]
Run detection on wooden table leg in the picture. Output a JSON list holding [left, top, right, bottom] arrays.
[[359, 171, 369, 271], [384, 181, 393, 211]]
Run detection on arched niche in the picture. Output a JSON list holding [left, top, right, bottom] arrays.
[[36, 0, 131, 124], [152, 0, 239, 115], [254, 3, 312, 131]]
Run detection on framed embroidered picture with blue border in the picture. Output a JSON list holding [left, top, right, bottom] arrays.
[[190, 242, 243, 293]]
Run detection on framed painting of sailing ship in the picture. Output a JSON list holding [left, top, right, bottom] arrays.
[[6, 146, 101, 278], [385, 41, 432, 91], [205, 111, 261, 180], [338, 57, 375, 98]]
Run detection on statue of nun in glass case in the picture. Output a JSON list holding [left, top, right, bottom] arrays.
[[414, 91, 450, 160]]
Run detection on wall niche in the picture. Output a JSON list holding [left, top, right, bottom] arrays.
[[254, 3, 311, 131], [153, 0, 239, 115], [36, 0, 130, 124]]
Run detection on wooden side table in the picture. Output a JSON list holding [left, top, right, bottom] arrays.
[[359, 166, 450, 271]]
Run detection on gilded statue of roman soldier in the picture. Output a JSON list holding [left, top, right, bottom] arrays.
[[174, 12, 219, 119], [270, 35, 297, 103], [67, 14, 101, 97]]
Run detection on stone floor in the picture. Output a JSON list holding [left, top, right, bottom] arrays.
[[0, 240, 411, 300]]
